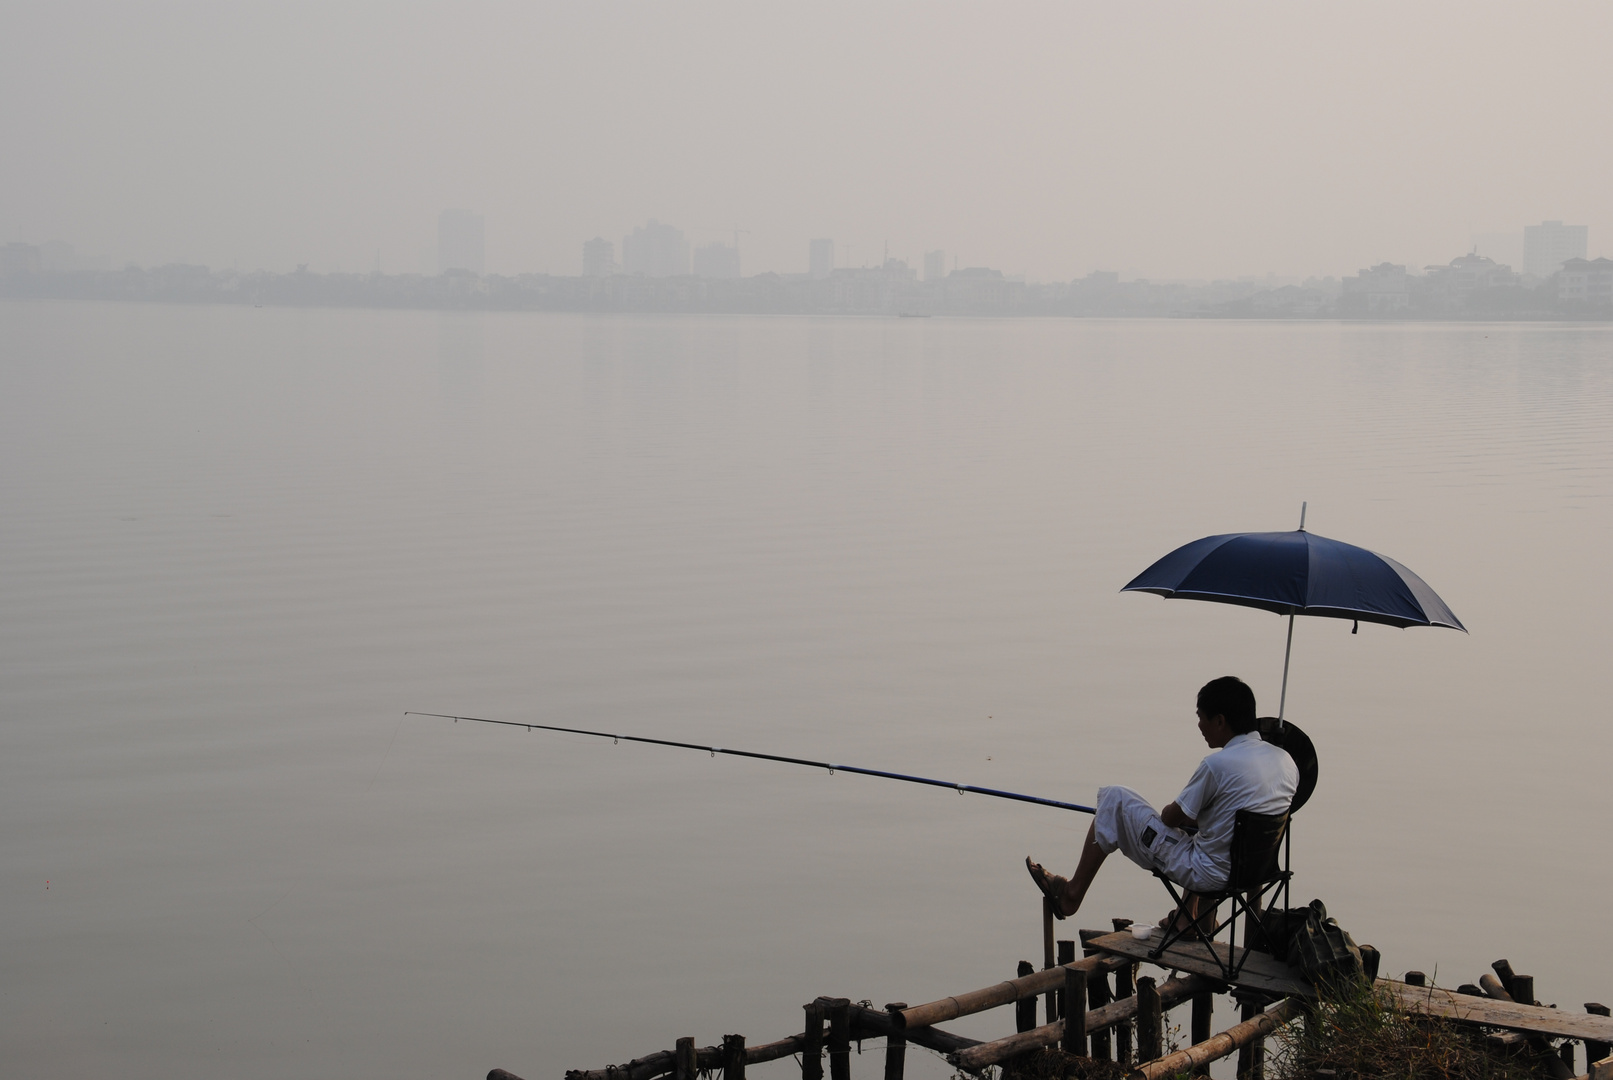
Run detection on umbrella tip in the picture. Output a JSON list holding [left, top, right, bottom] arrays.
[[1298, 501, 1307, 531]]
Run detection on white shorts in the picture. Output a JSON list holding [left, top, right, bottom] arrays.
[[1092, 785, 1218, 893]]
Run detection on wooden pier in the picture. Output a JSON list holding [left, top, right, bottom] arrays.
[[531, 908, 1613, 1080]]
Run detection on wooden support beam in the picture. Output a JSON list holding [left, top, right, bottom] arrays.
[[827, 999, 851, 1080], [1591, 1054, 1613, 1080], [803, 1001, 825, 1080], [895, 953, 1130, 1031], [1056, 941, 1076, 1023], [675, 1038, 697, 1080], [1137, 977, 1162, 1064], [1089, 965, 1114, 1060], [1113, 919, 1136, 1067], [949, 975, 1217, 1072], [1063, 966, 1087, 1055], [837, 999, 978, 1056], [1128, 998, 1300, 1080], [1044, 898, 1057, 1027], [1586, 1003, 1611, 1067], [883, 1004, 907, 1080], [1191, 992, 1214, 1076], [1358, 944, 1380, 982], [1236, 996, 1264, 1080], [1016, 962, 1037, 1033], [723, 1035, 746, 1080]]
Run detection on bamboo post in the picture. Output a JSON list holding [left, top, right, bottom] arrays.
[[1088, 973, 1114, 1060], [675, 1038, 698, 1080], [1492, 960, 1517, 997], [1044, 899, 1057, 1026], [1479, 974, 1512, 1001], [1191, 992, 1214, 1076], [1016, 962, 1037, 1033], [1358, 945, 1380, 982], [827, 999, 851, 1080], [803, 1002, 825, 1080], [723, 1035, 746, 1080], [895, 953, 1130, 1031], [1561, 1041, 1576, 1074], [884, 1004, 908, 1080], [1064, 965, 1088, 1055], [1114, 919, 1137, 1067], [1235, 996, 1265, 1080], [1405, 971, 1427, 987], [1511, 975, 1536, 1007], [1080, 937, 1113, 1063], [1056, 940, 1076, 1021], [1587, 1003, 1611, 1066], [1137, 977, 1162, 1063]]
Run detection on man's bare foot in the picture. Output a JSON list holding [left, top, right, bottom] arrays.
[[1026, 857, 1078, 920]]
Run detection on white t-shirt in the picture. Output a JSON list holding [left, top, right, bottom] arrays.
[[1174, 731, 1299, 890]]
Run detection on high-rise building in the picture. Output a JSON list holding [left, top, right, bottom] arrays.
[[622, 220, 689, 277], [583, 237, 615, 277], [438, 210, 485, 274], [923, 250, 946, 281], [809, 238, 834, 280], [1523, 220, 1587, 278], [693, 242, 741, 279]]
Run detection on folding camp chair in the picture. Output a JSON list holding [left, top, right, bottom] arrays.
[[1148, 808, 1292, 981]]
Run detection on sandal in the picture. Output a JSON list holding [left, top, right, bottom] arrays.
[[1026, 857, 1076, 920]]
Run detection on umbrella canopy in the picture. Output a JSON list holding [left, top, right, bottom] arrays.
[[1122, 526, 1465, 720], [1121, 529, 1465, 631]]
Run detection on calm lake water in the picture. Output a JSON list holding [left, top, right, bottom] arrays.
[[3, 301, 1611, 1080]]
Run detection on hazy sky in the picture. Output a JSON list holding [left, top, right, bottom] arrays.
[[5, 2, 1612, 281]]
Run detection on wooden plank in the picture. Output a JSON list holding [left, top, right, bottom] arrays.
[[1083, 929, 1313, 998], [1384, 982, 1613, 1042]]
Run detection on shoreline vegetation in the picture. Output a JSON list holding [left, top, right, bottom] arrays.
[[3, 261, 1611, 321]]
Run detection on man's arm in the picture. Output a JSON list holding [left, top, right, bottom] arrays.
[[1161, 801, 1197, 831]]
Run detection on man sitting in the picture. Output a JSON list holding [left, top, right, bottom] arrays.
[[1027, 676, 1298, 924]]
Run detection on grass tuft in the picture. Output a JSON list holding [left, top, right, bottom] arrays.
[[1271, 979, 1559, 1080]]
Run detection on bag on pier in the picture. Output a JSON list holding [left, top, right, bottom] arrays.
[[1276, 899, 1364, 990]]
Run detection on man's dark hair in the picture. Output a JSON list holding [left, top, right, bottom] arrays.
[[1198, 676, 1258, 734]]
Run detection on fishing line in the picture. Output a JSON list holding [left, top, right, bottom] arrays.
[[405, 711, 1096, 815]]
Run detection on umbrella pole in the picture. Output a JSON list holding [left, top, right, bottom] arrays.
[[1277, 612, 1296, 723]]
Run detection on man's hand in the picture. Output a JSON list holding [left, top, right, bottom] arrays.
[[1161, 801, 1197, 831]]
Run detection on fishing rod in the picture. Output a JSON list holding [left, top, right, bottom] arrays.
[[405, 712, 1097, 815]]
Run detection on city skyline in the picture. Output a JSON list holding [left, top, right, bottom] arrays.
[[5, 213, 1599, 289], [6, 4, 1613, 282]]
